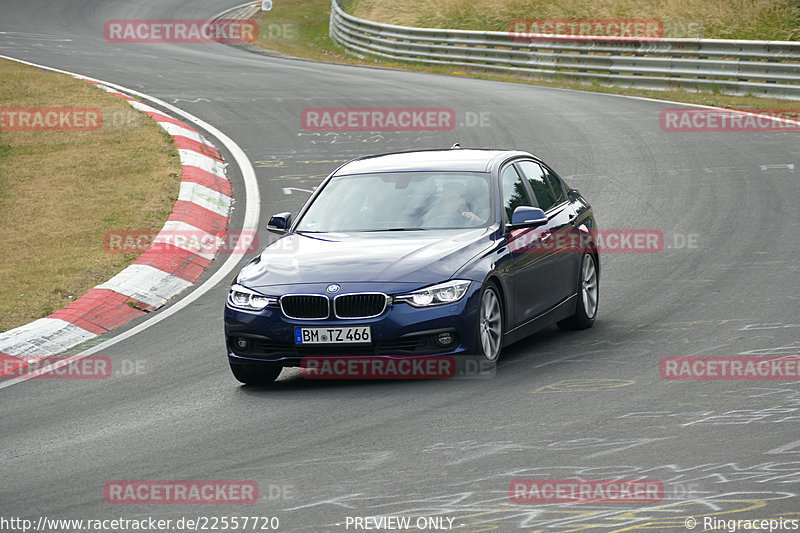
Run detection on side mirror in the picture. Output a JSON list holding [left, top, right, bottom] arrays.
[[267, 212, 292, 234], [506, 206, 547, 231]]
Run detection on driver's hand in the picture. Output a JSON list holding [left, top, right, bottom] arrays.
[[461, 211, 481, 223]]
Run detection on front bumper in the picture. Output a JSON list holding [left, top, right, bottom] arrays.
[[224, 284, 482, 367]]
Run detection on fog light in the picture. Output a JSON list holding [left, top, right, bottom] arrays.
[[235, 337, 248, 350], [436, 332, 454, 347]]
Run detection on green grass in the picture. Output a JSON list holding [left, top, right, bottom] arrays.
[[0, 59, 181, 332], [254, 0, 348, 61]]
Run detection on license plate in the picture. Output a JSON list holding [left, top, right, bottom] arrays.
[[295, 326, 371, 345]]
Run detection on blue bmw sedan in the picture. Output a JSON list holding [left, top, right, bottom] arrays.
[[224, 147, 599, 384]]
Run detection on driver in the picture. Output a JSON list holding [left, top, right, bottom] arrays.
[[442, 181, 482, 225]]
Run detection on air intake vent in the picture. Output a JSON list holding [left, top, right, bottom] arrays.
[[280, 295, 329, 319], [334, 293, 388, 319]]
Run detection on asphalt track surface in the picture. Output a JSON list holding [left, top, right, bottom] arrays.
[[2, 1, 799, 531]]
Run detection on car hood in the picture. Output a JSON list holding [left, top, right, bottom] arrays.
[[237, 228, 494, 290]]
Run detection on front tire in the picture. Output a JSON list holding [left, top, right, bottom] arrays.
[[478, 282, 503, 361], [558, 252, 598, 330], [229, 361, 283, 385]]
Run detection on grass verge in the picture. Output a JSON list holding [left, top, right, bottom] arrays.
[[250, 0, 800, 112], [0, 58, 181, 333]]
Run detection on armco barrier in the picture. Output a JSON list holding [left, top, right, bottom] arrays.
[[329, 0, 800, 100]]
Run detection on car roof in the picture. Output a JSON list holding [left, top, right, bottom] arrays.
[[334, 148, 536, 175]]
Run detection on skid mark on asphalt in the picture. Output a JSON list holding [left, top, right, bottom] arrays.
[[530, 378, 636, 394], [739, 341, 800, 356], [422, 437, 674, 465], [280, 491, 797, 532]]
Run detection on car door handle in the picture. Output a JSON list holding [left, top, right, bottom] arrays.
[[540, 231, 552, 242]]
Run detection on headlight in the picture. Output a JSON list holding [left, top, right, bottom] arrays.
[[395, 280, 471, 307], [227, 284, 276, 311]]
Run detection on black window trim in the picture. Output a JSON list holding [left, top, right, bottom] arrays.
[[538, 162, 569, 210], [498, 160, 538, 227], [514, 158, 568, 214]]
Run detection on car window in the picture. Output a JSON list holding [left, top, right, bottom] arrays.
[[500, 164, 535, 222], [542, 165, 566, 205], [518, 161, 557, 212], [294, 171, 491, 232]]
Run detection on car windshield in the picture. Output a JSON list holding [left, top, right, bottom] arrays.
[[295, 171, 492, 232]]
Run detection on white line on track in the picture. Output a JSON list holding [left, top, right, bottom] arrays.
[[0, 54, 260, 390]]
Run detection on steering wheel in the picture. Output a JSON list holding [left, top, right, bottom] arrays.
[[425, 212, 470, 228]]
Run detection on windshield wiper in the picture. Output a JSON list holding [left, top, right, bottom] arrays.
[[298, 228, 427, 233], [363, 228, 427, 232]]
